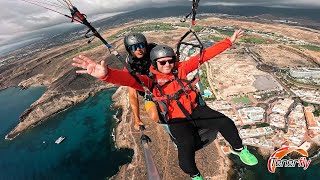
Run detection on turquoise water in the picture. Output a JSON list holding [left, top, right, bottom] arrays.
[[0, 87, 133, 180], [0, 86, 46, 135], [1, 87, 318, 180]]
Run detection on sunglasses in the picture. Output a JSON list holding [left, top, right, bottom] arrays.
[[129, 42, 145, 51], [157, 59, 176, 66]]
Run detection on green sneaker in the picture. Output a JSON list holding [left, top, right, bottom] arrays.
[[191, 174, 204, 180], [230, 146, 258, 166]]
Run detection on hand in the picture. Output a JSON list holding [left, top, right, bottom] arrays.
[[134, 120, 145, 131], [229, 29, 244, 44], [72, 55, 108, 78]]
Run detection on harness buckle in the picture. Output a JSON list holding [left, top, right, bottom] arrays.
[[171, 93, 180, 100], [144, 93, 152, 101]]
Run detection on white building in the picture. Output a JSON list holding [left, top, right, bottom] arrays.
[[270, 113, 286, 129], [240, 127, 274, 138], [299, 141, 312, 151], [238, 107, 265, 124], [271, 99, 294, 115], [289, 68, 320, 79]]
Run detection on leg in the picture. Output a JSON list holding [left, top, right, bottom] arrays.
[[191, 105, 243, 149], [191, 105, 258, 165], [128, 87, 144, 130], [168, 118, 200, 176]]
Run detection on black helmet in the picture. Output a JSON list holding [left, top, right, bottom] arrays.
[[124, 32, 147, 53], [150, 45, 176, 68]]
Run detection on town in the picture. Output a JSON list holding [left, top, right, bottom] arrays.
[[174, 21, 320, 157]]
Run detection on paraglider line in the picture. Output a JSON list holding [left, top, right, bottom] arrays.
[[21, 0, 82, 23]]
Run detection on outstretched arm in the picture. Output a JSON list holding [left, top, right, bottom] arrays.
[[229, 29, 244, 44], [182, 29, 244, 74], [72, 55, 151, 91], [72, 55, 108, 78]]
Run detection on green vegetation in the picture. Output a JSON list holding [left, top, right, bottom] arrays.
[[204, 97, 216, 101], [241, 37, 267, 44], [106, 37, 116, 42], [110, 22, 176, 40], [193, 25, 203, 32], [218, 29, 234, 36], [176, 23, 203, 32], [256, 123, 270, 128], [176, 22, 190, 27], [300, 45, 320, 52], [200, 69, 210, 89], [314, 109, 320, 116], [130, 22, 175, 32], [210, 36, 224, 42], [200, 68, 216, 100], [63, 41, 103, 57], [233, 97, 252, 105], [302, 101, 309, 107], [242, 125, 252, 129]]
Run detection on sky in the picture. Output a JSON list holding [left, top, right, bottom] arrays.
[[0, 0, 320, 44]]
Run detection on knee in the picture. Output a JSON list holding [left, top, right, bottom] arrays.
[[148, 109, 159, 122], [145, 102, 159, 122], [219, 116, 236, 126], [227, 118, 237, 127], [149, 112, 159, 122]]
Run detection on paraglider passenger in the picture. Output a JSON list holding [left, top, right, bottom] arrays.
[[72, 29, 258, 180], [123, 32, 159, 130]]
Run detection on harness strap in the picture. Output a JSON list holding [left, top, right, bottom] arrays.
[[149, 70, 205, 123], [175, 99, 193, 120], [151, 77, 200, 102], [154, 101, 169, 124], [158, 101, 168, 118], [175, 78, 189, 97], [172, 69, 195, 110]]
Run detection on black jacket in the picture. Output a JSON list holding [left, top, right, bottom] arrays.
[[126, 43, 157, 76]]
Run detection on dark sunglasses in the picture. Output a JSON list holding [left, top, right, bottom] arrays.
[[157, 59, 176, 65], [129, 42, 145, 51]]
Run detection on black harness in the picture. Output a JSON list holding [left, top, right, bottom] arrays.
[[126, 43, 157, 76], [127, 55, 151, 75]]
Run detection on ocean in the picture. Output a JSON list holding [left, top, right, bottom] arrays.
[[0, 86, 319, 179], [230, 148, 320, 180], [0, 87, 133, 180]]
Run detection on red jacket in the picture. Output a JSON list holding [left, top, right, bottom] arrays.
[[100, 39, 232, 119]]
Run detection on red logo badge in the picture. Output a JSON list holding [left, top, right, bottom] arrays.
[[268, 146, 311, 173]]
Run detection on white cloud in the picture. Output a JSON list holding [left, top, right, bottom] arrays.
[[202, 0, 320, 7], [0, 0, 184, 37], [0, 0, 319, 41]]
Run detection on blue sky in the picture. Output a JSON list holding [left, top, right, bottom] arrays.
[[0, 0, 319, 43]]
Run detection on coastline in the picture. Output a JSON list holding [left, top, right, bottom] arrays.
[[257, 147, 273, 159], [4, 83, 114, 140], [0, 21, 140, 140], [1, 14, 319, 179], [110, 86, 139, 179], [0, 86, 133, 180]]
